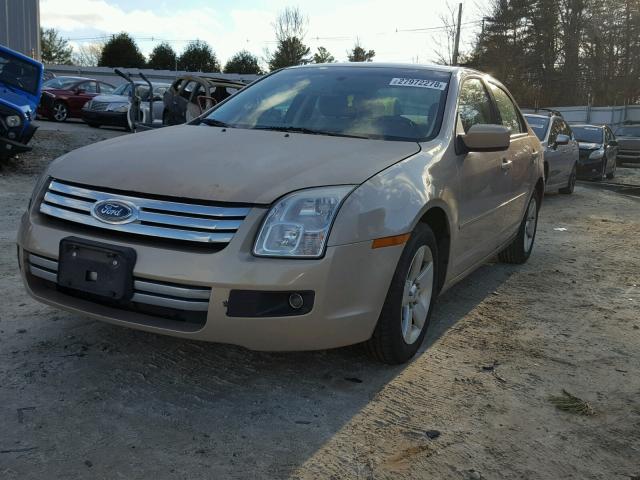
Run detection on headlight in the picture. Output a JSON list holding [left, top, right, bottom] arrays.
[[107, 103, 129, 113], [589, 148, 605, 160], [253, 186, 354, 258], [6, 115, 22, 127]]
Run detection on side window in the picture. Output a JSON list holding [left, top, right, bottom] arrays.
[[457, 78, 494, 134], [548, 119, 562, 144], [180, 81, 196, 100], [488, 83, 523, 134], [100, 83, 115, 94], [80, 81, 98, 94]]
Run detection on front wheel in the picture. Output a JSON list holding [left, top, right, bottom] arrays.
[[499, 193, 539, 264], [366, 224, 439, 364], [559, 163, 576, 194]]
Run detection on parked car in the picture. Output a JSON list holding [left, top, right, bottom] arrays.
[[38, 76, 116, 122], [81, 81, 170, 130], [162, 75, 245, 125], [18, 64, 544, 364], [614, 123, 640, 165], [0, 44, 43, 161], [572, 124, 618, 180], [524, 110, 579, 194]]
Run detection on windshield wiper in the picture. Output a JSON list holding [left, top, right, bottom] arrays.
[[200, 118, 232, 128], [252, 125, 369, 139]]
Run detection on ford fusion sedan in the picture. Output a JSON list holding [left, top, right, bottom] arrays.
[[573, 124, 618, 180], [524, 111, 578, 194], [38, 76, 115, 122], [18, 64, 544, 364]]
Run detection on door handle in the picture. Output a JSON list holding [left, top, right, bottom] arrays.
[[501, 159, 513, 171]]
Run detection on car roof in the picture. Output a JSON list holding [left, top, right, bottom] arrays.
[[287, 62, 472, 73], [572, 124, 604, 129], [523, 113, 550, 119], [52, 76, 91, 81]]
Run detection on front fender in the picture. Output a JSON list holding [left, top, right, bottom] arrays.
[[328, 141, 457, 246]]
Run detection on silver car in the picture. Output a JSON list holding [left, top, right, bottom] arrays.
[[18, 64, 544, 364], [524, 111, 579, 194]]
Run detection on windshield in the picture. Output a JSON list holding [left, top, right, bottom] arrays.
[[203, 66, 451, 142], [524, 115, 549, 141], [573, 126, 603, 144], [615, 126, 640, 137], [43, 77, 82, 90], [0, 50, 40, 95]]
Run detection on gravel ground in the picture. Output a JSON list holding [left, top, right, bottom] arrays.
[[1, 126, 639, 480]]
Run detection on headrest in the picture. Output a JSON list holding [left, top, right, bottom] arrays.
[[318, 95, 350, 117]]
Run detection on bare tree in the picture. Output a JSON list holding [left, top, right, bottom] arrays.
[[273, 6, 308, 42], [432, 2, 458, 65], [72, 43, 104, 67]]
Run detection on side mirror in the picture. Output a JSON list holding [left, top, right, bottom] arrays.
[[555, 134, 570, 146], [460, 124, 511, 152], [608, 140, 618, 147]]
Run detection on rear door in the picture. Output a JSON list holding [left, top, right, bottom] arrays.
[[453, 77, 512, 275], [487, 81, 534, 238]]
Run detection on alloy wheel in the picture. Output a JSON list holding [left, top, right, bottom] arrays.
[[401, 245, 434, 345], [53, 103, 68, 122]]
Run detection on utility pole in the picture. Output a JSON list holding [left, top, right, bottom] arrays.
[[452, 2, 463, 66]]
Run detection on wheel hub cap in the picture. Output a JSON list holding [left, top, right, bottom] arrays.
[[401, 245, 434, 345]]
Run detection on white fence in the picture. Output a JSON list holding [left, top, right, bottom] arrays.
[[549, 105, 640, 127]]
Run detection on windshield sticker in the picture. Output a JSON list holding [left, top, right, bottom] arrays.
[[583, 127, 600, 131], [389, 78, 448, 90]]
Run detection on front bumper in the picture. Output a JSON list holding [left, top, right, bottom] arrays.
[[17, 206, 402, 351], [81, 109, 128, 127], [1, 123, 37, 158]]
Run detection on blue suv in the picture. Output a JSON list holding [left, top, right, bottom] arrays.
[[0, 45, 43, 161]]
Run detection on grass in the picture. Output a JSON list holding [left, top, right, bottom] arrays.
[[549, 390, 596, 416]]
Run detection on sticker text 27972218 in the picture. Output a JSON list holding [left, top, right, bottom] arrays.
[[389, 78, 448, 90]]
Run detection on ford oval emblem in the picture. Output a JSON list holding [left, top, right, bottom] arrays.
[[91, 199, 138, 225]]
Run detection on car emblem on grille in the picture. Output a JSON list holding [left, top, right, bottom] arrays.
[[91, 200, 138, 224]]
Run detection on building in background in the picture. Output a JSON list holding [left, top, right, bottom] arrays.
[[0, 0, 41, 59]]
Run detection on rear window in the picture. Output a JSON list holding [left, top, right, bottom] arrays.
[[524, 115, 549, 141]]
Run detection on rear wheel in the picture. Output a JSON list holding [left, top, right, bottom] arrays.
[[559, 163, 576, 194], [51, 101, 68, 122], [366, 224, 438, 364], [499, 193, 539, 264]]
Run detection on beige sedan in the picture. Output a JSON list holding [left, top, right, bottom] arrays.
[[18, 63, 544, 364]]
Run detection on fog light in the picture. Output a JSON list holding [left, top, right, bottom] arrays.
[[8, 131, 16, 139], [288, 292, 304, 309]]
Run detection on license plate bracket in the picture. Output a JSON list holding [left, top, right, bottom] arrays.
[[58, 237, 136, 301]]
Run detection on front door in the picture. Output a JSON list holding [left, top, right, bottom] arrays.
[[453, 78, 511, 276]]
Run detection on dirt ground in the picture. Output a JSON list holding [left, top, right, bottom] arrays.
[[1, 124, 639, 480]]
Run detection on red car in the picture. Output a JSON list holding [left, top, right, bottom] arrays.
[[38, 76, 116, 122]]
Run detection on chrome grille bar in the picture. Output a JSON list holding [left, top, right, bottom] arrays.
[[27, 253, 211, 312], [40, 179, 249, 244]]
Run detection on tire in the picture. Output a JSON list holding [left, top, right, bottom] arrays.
[[559, 163, 576, 194], [498, 193, 539, 264], [606, 160, 616, 179], [366, 223, 439, 364], [50, 101, 69, 122]]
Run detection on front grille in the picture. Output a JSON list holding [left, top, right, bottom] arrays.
[[27, 252, 211, 312], [579, 150, 594, 162], [89, 101, 110, 112], [39, 179, 250, 245]]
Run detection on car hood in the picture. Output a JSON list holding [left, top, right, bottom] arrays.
[[90, 94, 130, 104], [578, 142, 601, 150], [47, 125, 422, 204], [617, 137, 640, 150]]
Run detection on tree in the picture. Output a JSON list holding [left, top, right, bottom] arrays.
[[40, 28, 72, 64], [267, 7, 311, 71], [223, 50, 262, 74], [179, 40, 220, 72], [313, 46, 335, 64], [72, 43, 103, 67], [98, 33, 145, 68], [432, 3, 459, 65], [147, 42, 177, 70], [348, 40, 375, 62]]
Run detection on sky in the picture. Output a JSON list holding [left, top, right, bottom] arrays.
[[40, 0, 490, 68]]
